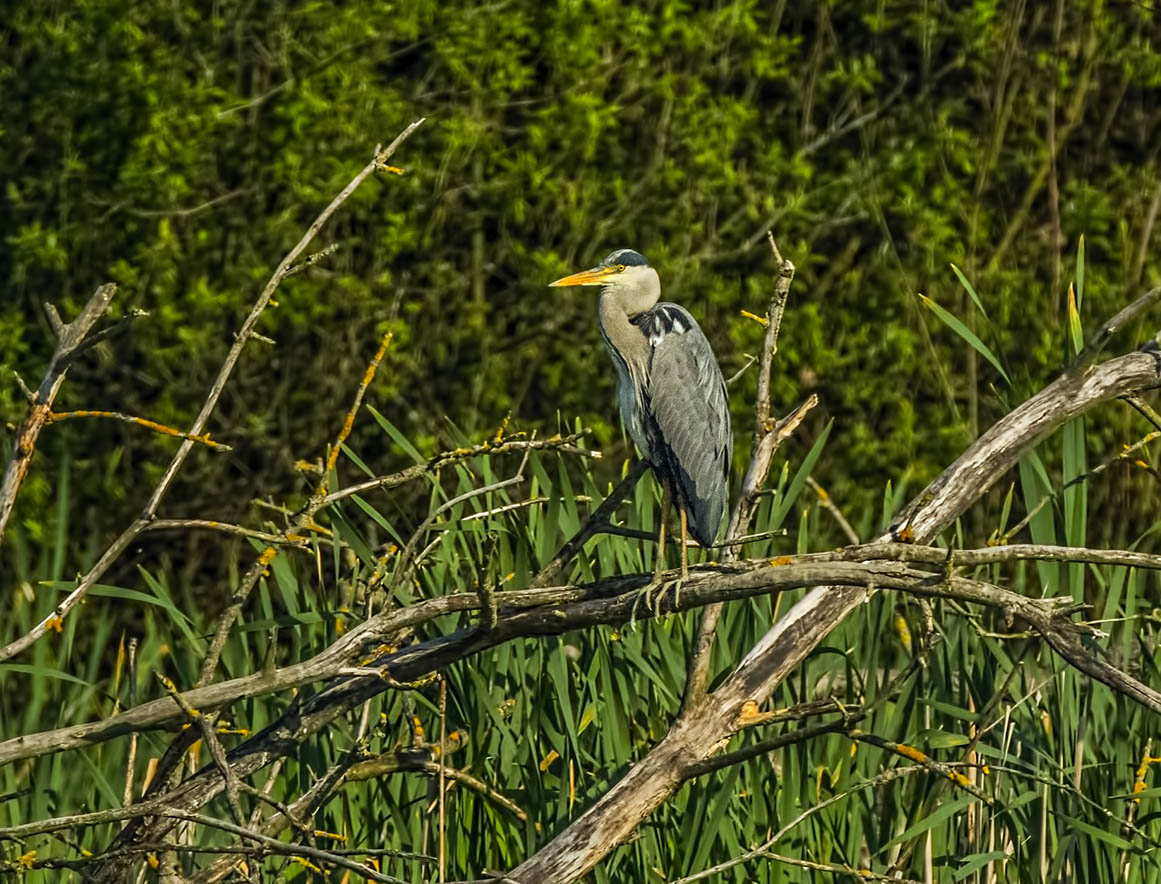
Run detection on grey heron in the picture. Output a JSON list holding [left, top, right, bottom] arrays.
[[550, 249, 732, 587]]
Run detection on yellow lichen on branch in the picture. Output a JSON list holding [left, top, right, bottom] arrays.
[[47, 410, 230, 451], [317, 332, 392, 487], [493, 412, 512, 445], [1133, 750, 1161, 802], [891, 742, 929, 764]]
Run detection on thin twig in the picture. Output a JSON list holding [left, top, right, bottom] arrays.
[[850, 729, 991, 804], [392, 447, 531, 590], [807, 477, 861, 544], [154, 674, 246, 828], [344, 754, 528, 823], [683, 235, 798, 712], [47, 410, 230, 450], [158, 810, 405, 884], [122, 638, 139, 810], [1078, 284, 1161, 363], [197, 332, 393, 687], [324, 432, 599, 508], [140, 519, 312, 548], [439, 678, 447, 884], [1124, 393, 1161, 432], [282, 242, 340, 278], [725, 353, 757, 386], [997, 429, 1161, 543], [667, 765, 931, 884]]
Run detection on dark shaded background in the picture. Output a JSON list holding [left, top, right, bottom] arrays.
[[5, 0, 1161, 586]]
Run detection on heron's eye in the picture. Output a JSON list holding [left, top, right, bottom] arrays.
[[616, 264, 626, 272]]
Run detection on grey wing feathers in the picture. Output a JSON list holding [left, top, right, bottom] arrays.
[[639, 304, 732, 546]]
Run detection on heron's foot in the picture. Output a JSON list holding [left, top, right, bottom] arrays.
[[628, 573, 683, 628]]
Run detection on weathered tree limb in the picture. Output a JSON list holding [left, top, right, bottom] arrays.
[[0, 283, 119, 544], [35, 554, 1161, 879], [504, 333, 1161, 883], [6, 532, 1161, 771], [6, 557, 1144, 869], [0, 557, 938, 768]]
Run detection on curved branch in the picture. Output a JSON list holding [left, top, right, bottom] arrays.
[[6, 540, 1161, 768], [507, 335, 1161, 883]]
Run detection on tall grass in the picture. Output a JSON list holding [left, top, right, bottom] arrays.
[[4, 241, 1161, 882]]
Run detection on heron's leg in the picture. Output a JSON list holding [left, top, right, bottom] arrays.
[[679, 508, 690, 582], [653, 485, 671, 582], [669, 507, 689, 612], [632, 486, 672, 627]]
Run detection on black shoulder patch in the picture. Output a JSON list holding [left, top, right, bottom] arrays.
[[632, 303, 695, 345], [602, 248, 649, 267]]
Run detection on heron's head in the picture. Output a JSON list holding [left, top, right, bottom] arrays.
[[549, 249, 660, 315]]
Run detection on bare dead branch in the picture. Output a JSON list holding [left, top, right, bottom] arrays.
[[529, 460, 650, 588], [46, 410, 230, 450], [0, 120, 424, 665], [505, 319, 1161, 884], [0, 282, 118, 544], [8, 535, 1161, 774]]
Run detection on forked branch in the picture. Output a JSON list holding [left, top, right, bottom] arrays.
[[505, 305, 1161, 884], [0, 283, 121, 544]]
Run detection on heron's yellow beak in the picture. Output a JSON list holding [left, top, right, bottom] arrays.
[[549, 266, 615, 287]]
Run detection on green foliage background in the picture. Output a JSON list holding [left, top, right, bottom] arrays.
[[5, 0, 1161, 881], [6, 0, 1161, 550]]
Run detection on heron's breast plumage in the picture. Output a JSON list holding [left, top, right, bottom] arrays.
[[599, 323, 650, 456]]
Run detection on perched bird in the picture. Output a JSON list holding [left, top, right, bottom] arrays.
[[550, 249, 732, 582]]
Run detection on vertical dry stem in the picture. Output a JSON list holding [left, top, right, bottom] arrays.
[[683, 234, 798, 710]]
